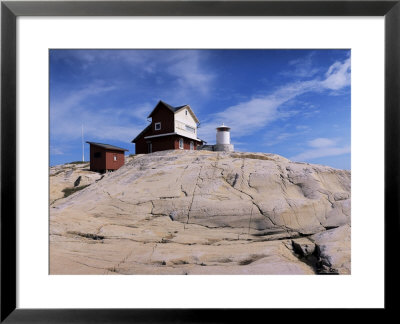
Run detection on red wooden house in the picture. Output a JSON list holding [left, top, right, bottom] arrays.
[[86, 142, 128, 173], [132, 101, 204, 154]]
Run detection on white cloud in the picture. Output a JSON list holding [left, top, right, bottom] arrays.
[[308, 137, 337, 148], [54, 50, 148, 70], [50, 146, 64, 155], [290, 145, 350, 162], [198, 57, 351, 143], [261, 126, 311, 147], [321, 57, 351, 90], [290, 137, 350, 162], [53, 50, 215, 99], [296, 125, 310, 130], [198, 95, 294, 143], [166, 51, 214, 96], [50, 84, 146, 145], [280, 52, 320, 78], [125, 102, 154, 121]]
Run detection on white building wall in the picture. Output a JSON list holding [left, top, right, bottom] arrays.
[[216, 130, 230, 145], [174, 108, 198, 140]]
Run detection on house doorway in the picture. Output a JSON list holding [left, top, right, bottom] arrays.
[[147, 142, 152, 153]]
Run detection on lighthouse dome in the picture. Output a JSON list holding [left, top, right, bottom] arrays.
[[216, 123, 231, 131]]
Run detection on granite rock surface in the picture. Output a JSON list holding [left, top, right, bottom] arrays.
[[50, 150, 351, 274]]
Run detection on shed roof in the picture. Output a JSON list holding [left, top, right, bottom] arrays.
[[86, 141, 128, 151]]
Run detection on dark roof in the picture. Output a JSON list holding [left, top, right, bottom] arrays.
[[147, 100, 188, 118], [131, 124, 151, 143], [143, 133, 204, 142], [147, 100, 200, 123], [86, 141, 128, 151]]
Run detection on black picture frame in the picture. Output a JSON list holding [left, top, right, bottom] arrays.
[[1, 0, 399, 322]]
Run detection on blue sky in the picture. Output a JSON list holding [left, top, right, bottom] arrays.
[[50, 49, 351, 169]]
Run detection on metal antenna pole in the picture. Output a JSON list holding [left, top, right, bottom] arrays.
[[82, 124, 84, 162]]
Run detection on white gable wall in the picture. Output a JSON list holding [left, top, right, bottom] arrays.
[[174, 108, 198, 140]]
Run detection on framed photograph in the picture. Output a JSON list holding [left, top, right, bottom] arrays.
[[1, 0, 399, 321]]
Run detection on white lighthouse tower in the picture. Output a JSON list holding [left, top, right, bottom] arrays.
[[215, 123, 234, 152]]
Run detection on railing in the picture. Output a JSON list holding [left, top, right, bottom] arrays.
[[176, 121, 196, 134]]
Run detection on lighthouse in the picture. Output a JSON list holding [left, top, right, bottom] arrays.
[[215, 123, 234, 152]]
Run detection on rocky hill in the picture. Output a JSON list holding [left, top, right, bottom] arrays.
[[50, 150, 351, 275]]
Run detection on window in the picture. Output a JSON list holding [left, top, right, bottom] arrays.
[[185, 110, 188, 116], [94, 152, 101, 158], [185, 125, 195, 133], [113, 155, 117, 161], [179, 138, 184, 149], [190, 141, 194, 150], [155, 122, 161, 130]]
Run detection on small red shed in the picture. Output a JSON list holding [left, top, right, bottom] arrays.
[[86, 142, 128, 173]]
